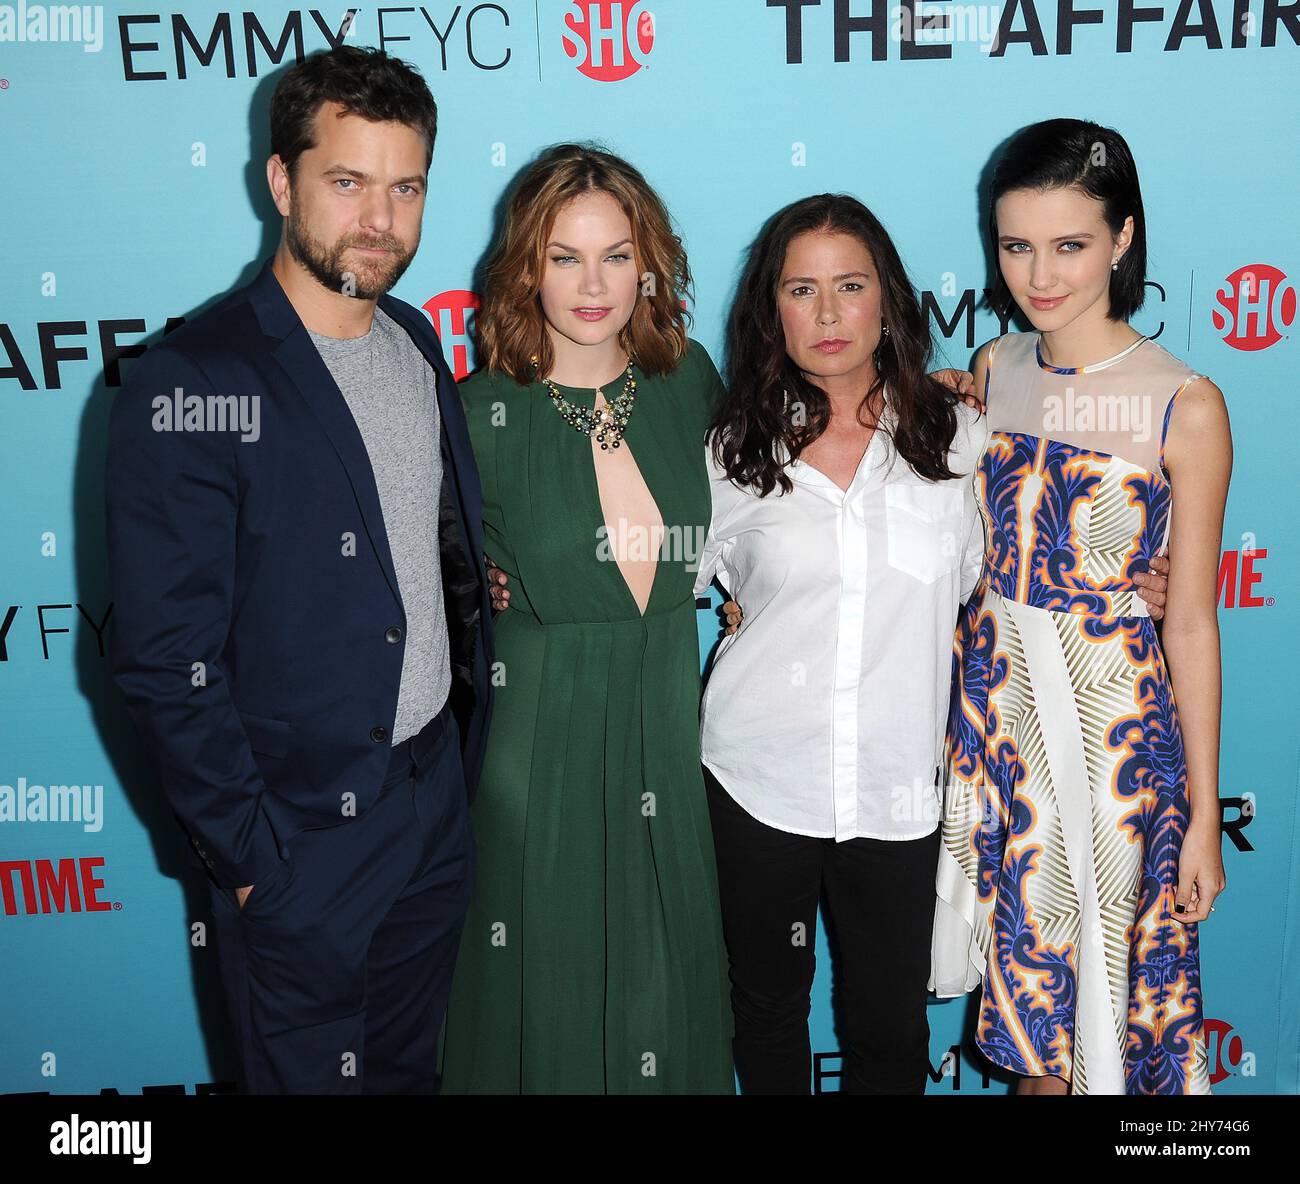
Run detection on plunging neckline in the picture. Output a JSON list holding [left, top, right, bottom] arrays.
[[542, 375, 663, 618]]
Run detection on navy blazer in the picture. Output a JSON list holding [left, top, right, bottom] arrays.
[[105, 259, 494, 890]]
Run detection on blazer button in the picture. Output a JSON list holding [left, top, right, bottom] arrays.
[[385, 626, 402, 644], [370, 726, 389, 743]]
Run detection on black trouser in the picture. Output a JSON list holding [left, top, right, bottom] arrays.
[[703, 764, 940, 1095]]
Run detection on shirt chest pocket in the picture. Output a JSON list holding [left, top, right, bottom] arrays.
[[884, 483, 965, 584]]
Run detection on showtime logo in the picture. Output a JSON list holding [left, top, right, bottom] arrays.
[[562, 0, 655, 82], [1213, 264, 1295, 351], [424, 290, 479, 381], [1, 858, 115, 916], [1218, 547, 1271, 609], [1204, 1019, 1253, 1084]]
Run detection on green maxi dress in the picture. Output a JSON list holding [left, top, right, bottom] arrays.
[[439, 339, 735, 1093]]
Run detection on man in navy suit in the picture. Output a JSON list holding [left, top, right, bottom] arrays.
[[104, 46, 492, 1094]]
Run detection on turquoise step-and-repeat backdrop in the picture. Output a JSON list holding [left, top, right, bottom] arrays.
[[1, 1, 1296, 1094]]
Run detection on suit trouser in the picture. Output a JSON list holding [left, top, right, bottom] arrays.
[[703, 764, 940, 1095], [206, 701, 473, 1094]]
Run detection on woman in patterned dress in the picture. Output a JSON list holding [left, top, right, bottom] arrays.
[[931, 119, 1230, 1094]]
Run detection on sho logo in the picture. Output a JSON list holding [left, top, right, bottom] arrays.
[[50, 1114, 150, 1163], [1213, 263, 1295, 351], [562, 0, 655, 82], [423, 290, 480, 380], [1204, 1019, 1253, 1084]]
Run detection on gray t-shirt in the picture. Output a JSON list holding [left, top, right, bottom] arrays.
[[307, 305, 451, 744]]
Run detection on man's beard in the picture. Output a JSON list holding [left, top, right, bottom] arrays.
[[285, 201, 416, 301]]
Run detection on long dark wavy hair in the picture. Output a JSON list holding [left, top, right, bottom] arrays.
[[710, 194, 958, 496]]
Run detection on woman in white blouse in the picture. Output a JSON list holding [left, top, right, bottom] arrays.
[[483, 191, 1170, 1094], [694, 193, 1165, 1095]]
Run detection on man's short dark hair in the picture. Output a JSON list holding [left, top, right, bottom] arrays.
[[270, 45, 438, 179]]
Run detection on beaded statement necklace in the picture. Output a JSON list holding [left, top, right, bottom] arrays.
[[535, 356, 638, 450]]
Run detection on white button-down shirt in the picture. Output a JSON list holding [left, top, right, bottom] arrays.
[[695, 396, 989, 841]]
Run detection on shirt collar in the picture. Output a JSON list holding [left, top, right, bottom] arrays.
[[785, 385, 899, 490]]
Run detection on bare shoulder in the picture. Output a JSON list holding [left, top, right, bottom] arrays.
[[971, 336, 1001, 396], [1166, 376, 1232, 475], [1174, 375, 1230, 425]]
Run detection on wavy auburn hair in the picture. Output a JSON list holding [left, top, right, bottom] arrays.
[[710, 193, 959, 497], [475, 143, 692, 383]]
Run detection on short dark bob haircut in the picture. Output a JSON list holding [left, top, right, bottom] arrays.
[[270, 45, 438, 180], [988, 118, 1147, 322]]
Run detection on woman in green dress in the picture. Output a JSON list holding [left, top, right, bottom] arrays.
[[438, 143, 735, 1093]]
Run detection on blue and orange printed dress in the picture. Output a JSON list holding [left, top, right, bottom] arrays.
[[930, 331, 1211, 1094]]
